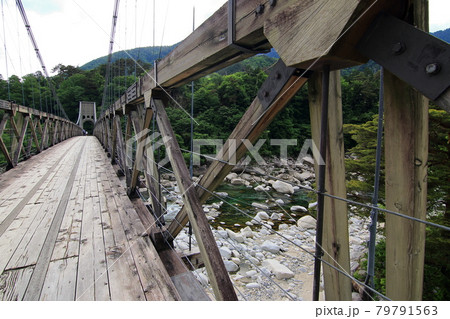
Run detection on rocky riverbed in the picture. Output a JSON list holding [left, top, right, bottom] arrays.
[[151, 157, 379, 301]]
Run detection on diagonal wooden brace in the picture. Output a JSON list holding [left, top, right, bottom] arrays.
[[167, 60, 308, 238], [152, 97, 237, 301]]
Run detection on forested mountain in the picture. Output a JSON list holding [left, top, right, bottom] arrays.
[[433, 28, 450, 43], [80, 44, 178, 70]]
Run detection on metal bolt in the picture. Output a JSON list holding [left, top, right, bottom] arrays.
[[255, 4, 265, 15], [425, 63, 441, 75], [269, 0, 277, 7], [275, 72, 281, 79], [392, 42, 406, 55], [263, 91, 269, 97]]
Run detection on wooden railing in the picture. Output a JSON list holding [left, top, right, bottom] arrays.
[[0, 100, 83, 170]]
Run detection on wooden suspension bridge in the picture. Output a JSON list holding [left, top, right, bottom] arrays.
[[1, 0, 449, 301]]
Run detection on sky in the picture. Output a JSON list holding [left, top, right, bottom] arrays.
[[1, 0, 449, 78]]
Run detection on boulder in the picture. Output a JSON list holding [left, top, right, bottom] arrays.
[[270, 213, 281, 220], [255, 211, 270, 220], [224, 260, 239, 272], [290, 205, 308, 213], [225, 173, 238, 181], [252, 202, 269, 210], [219, 246, 232, 260], [240, 226, 254, 238], [297, 171, 314, 181], [246, 283, 260, 289], [254, 185, 265, 192], [230, 178, 246, 185], [297, 215, 317, 230], [272, 180, 294, 194], [261, 240, 281, 254], [226, 229, 245, 243], [275, 199, 285, 205], [262, 259, 294, 280]]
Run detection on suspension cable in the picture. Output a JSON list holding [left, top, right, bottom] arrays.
[[101, 0, 120, 110], [15, 0, 68, 119], [1, 0, 11, 100]]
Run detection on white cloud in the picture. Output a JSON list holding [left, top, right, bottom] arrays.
[[1, 0, 449, 79]]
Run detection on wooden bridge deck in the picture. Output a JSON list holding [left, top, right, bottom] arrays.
[[0, 136, 180, 301]]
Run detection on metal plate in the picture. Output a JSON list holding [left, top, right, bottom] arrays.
[[357, 14, 450, 100], [126, 82, 137, 103]]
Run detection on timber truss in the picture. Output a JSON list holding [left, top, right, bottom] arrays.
[[94, 0, 450, 301], [0, 100, 83, 169]]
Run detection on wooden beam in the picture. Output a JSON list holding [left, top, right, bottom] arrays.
[[168, 65, 308, 238], [384, 0, 428, 301], [95, 0, 408, 123], [152, 97, 237, 301], [0, 113, 13, 168], [308, 70, 351, 301], [13, 116, 30, 166], [129, 108, 153, 193], [29, 117, 41, 154]]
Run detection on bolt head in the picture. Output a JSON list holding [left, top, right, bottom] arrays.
[[269, 0, 277, 7], [425, 63, 441, 75], [255, 4, 265, 15], [392, 42, 406, 55]]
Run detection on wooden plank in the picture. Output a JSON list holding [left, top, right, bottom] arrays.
[[23, 139, 86, 301], [97, 164, 147, 301], [158, 248, 210, 301], [153, 98, 236, 301], [39, 257, 78, 301], [0, 266, 34, 301], [308, 70, 351, 300], [168, 73, 308, 237]]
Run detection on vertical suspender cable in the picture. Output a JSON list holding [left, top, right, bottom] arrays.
[[364, 67, 385, 297], [101, 0, 120, 110], [1, 0, 11, 100], [188, 6, 195, 251], [313, 64, 330, 301], [15, 0, 68, 119]]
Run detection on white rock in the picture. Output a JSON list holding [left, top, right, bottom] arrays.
[[219, 246, 232, 260], [246, 270, 258, 278], [270, 213, 281, 220], [254, 185, 266, 192], [297, 215, 317, 230], [278, 224, 289, 231], [252, 202, 269, 210], [308, 201, 318, 209], [246, 283, 260, 289], [291, 205, 308, 213], [261, 240, 281, 254], [226, 229, 245, 243], [231, 257, 241, 265], [224, 260, 239, 272], [216, 230, 228, 239], [226, 173, 238, 181], [275, 199, 285, 205], [215, 192, 228, 197], [230, 178, 246, 185], [262, 259, 294, 280], [240, 226, 254, 238], [272, 180, 294, 194], [255, 211, 270, 220], [297, 171, 314, 181]]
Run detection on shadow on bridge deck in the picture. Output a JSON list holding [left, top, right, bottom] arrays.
[[0, 136, 183, 301]]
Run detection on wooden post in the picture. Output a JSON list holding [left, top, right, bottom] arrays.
[[384, 0, 428, 301], [308, 70, 351, 301], [13, 116, 30, 165], [152, 97, 237, 301]]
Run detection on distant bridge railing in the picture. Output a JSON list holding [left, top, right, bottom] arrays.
[[0, 99, 83, 172]]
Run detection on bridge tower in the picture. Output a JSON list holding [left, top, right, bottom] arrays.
[[76, 101, 97, 134]]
